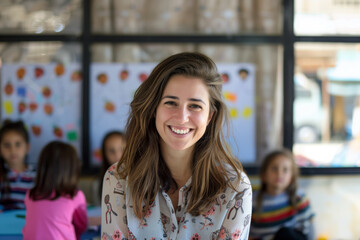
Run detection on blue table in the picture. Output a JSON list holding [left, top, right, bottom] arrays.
[[0, 207, 101, 240], [0, 210, 26, 239]]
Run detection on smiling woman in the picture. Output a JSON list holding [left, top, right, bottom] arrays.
[[101, 52, 252, 239]]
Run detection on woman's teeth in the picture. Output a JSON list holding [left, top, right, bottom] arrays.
[[171, 127, 190, 135]]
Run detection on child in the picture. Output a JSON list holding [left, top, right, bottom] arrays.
[[88, 131, 126, 227], [98, 131, 126, 199], [22, 141, 87, 240], [250, 149, 315, 240], [0, 119, 35, 210]]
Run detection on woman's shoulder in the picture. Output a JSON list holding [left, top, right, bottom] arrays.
[[104, 163, 121, 179], [226, 168, 252, 193], [103, 163, 127, 186]]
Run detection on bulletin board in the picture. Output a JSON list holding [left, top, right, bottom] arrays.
[[90, 63, 256, 166], [1, 63, 82, 165]]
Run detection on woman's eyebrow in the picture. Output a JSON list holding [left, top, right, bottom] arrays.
[[162, 95, 178, 100], [162, 96, 206, 105], [189, 98, 206, 105]]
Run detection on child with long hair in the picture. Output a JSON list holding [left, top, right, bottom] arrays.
[[0, 119, 35, 210], [98, 131, 126, 200], [101, 52, 252, 239], [88, 131, 126, 227], [250, 149, 315, 240], [22, 141, 87, 240]]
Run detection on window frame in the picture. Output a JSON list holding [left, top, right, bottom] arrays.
[[1, 0, 359, 175]]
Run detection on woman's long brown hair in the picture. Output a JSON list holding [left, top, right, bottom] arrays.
[[117, 52, 244, 219]]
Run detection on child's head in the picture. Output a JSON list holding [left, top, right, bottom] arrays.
[[260, 149, 299, 196], [101, 131, 126, 166], [0, 120, 30, 170], [30, 141, 81, 201]]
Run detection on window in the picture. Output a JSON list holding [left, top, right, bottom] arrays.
[[1, 0, 359, 174]]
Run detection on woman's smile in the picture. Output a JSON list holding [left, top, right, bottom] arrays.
[[169, 126, 192, 135]]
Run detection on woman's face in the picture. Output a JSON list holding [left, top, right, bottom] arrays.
[[262, 155, 293, 195], [156, 75, 212, 153], [104, 135, 126, 165]]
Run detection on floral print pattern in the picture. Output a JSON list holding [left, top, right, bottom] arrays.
[[101, 164, 252, 239]]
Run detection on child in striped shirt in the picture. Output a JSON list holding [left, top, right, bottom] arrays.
[[250, 149, 315, 240], [0, 120, 36, 211]]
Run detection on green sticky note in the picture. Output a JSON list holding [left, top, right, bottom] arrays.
[[67, 131, 77, 141]]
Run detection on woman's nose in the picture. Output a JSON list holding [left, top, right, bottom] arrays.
[[176, 106, 190, 123]]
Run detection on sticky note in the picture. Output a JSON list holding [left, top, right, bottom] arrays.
[[66, 123, 76, 130], [17, 87, 26, 97], [67, 131, 77, 141], [36, 93, 43, 103], [242, 107, 252, 118], [27, 92, 35, 101], [3, 101, 13, 115], [229, 108, 238, 118], [223, 92, 237, 102]]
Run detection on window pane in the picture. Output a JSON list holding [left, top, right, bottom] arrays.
[[89, 44, 283, 167], [92, 0, 283, 34], [0, 0, 82, 34], [295, 0, 360, 35], [0, 42, 82, 165], [294, 43, 360, 167]]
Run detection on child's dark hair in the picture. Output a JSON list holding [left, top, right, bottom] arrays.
[[256, 149, 299, 214], [0, 119, 29, 195], [29, 141, 81, 201], [0, 119, 29, 143], [238, 68, 249, 75], [98, 131, 125, 198]]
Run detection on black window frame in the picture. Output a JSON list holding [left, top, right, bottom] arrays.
[[1, 0, 359, 175]]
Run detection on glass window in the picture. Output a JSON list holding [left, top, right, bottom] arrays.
[[89, 43, 283, 167], [0, 42, 82, 166], [92, 0, 283, 35], [0, 0, 82, 34], [295, 0, 360, 35], [294, 43, 360, 167]]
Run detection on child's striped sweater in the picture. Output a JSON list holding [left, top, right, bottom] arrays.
[[0, 168, 36, 210], [250, 190, 315, 240]]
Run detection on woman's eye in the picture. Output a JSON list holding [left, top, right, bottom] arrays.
[[164, 101, 177, 106], [190, 104, 202, 109]]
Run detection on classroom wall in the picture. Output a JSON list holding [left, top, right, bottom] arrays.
[[249, 175, 360, 240]]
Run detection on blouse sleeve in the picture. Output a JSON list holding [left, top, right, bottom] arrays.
[[221, 174, 253, 240], [72, 190, 88, 240], [101, 165, 128, 239]]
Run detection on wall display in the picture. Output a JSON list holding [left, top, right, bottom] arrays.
[[90, 63, 255, 166], [1, 63, 82, 165]]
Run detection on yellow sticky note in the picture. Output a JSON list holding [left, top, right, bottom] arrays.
[[242, 107, 252, 118], [3, 101, 13, 115], [229, 108, 238, 118]]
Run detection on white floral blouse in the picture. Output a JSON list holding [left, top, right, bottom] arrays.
[[101, 164, 252, 240]]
